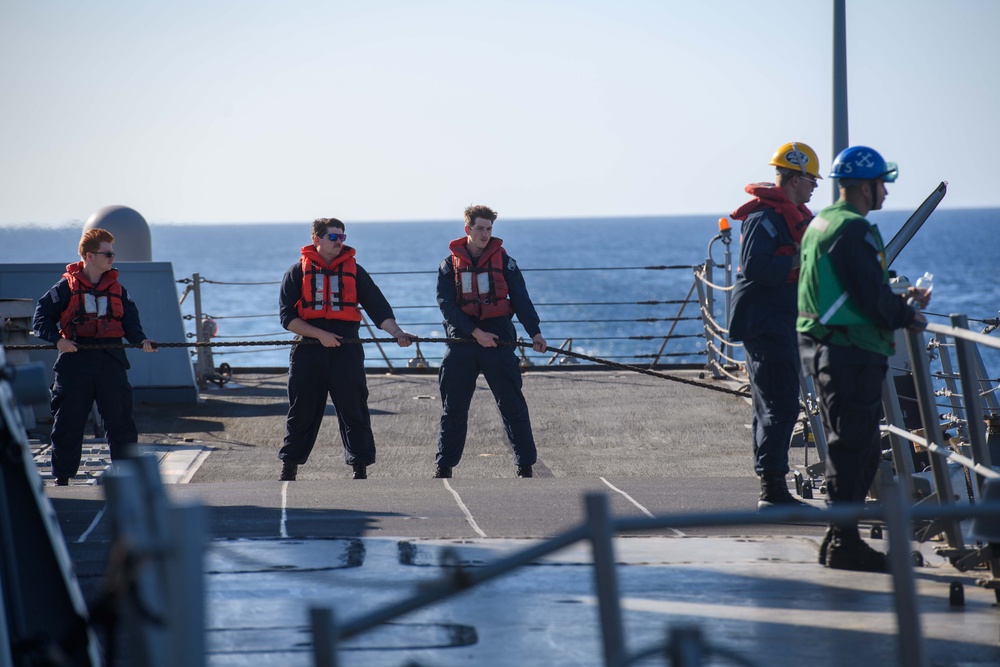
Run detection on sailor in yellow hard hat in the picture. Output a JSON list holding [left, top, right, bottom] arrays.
[[769, 141, 824, 181], [729, 142, 821, 511]]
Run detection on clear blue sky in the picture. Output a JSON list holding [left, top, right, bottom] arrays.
[[2, 0, 998, 225]]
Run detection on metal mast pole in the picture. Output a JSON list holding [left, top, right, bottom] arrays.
[[832, 0, 849, 203]]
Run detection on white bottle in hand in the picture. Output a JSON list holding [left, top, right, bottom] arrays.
[[910, 272, 933, 310]]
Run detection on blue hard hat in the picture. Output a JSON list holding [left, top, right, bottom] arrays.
[[828, 146, 898, 182]]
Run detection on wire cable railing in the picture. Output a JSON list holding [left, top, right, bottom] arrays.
[[172, 263, 710, 381]]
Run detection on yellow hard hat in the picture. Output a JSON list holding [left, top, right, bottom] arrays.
[[769, 142, 822, 179]]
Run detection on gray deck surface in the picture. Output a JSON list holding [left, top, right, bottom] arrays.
[[42, 369, 1000, 666]]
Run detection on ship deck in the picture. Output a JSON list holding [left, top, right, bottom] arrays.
[[42, 369, 1000, 666]]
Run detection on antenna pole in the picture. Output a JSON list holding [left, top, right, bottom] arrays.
[[832, 0, 849, 203]]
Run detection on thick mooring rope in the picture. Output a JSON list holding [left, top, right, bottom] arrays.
[[3, 337, 750, 398]]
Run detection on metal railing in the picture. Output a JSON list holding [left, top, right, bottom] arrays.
[[691, 219, 736, 379], [307, 486, 1000, 667], [20, 290, 992, 665], [297, 308, 1000, 667], [176, 264, 710, 386]]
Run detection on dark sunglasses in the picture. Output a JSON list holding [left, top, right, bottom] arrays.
[[90, 251, 116, 258], [327, 233, 347, 243]]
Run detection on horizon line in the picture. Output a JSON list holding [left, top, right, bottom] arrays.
[[3, 205, 999, 229]]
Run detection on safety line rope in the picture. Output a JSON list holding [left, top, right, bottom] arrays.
[[3, 337, 750, 398]]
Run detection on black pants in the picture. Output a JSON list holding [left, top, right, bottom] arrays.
[[744, 332, 801, 476], [436, 343, 537, 468], [801, 340, 885, 507], [49, 360, 137, 479], [280, 343, 375, 466]]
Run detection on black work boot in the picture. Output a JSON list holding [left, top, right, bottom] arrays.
[[352, 463, 367, 480], [516, 464, 533, 478], [757, 473, 809, 511], [825, 527, 888, 572], [818, 527, 834, 565], [280, 460, 298, 481], [433, 465, 452, 479]]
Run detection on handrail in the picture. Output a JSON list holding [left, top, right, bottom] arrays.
[[926, 320, 1000, 350], [692, 267, 734, 293], [310, 487, 1000, 667], [178, 266, 711, 372], [881, 423, 999, 481]]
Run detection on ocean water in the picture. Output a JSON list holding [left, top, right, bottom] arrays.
[[3, 208, 1000, 374]]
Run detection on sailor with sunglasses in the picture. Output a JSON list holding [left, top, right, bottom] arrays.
[[277, 217, 412, 481], [32, 227, 157, 486]]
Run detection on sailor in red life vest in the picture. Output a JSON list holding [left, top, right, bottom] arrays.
[[32, 228, 157, 486], [433, 205, 547, 479], [728, 142, 821, 510], [277, 218, 413, 481]]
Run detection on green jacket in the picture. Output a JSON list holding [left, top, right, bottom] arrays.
[[796, 200, 896, 356]]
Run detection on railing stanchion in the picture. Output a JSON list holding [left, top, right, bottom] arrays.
[[192, 272, 207, 389], [668, 625, 705, 667], [883, 481, 928, 667], [719, 220, 733, 367], [905, 327, 964, 549], [882, 376, 917, 500], [310, 606, 339, 667], [934, 334, 968, 431], [586, 492, 626, 667], [693, 268, 720, 378], [951, 314, 994, 492]]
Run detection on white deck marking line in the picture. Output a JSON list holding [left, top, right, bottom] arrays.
[[600, 477, 686, 537], [177, 448, 212, 484], [280, 481, 289, 539], [442, 479, 487, 538], [77, 505, 106, 543]]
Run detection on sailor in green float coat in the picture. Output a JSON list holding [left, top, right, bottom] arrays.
[[797, 146, 930, 572]]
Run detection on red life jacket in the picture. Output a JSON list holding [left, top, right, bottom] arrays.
[[731, 182, 813, 283], [450, 237, 513, 320], [295, 245, 362, 322], [59, 262, 126, 339]]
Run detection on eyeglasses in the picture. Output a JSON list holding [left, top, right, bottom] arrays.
[[798, 173, 818, 185], [90, 251, 116, 258], [327, 233, 347, 243]]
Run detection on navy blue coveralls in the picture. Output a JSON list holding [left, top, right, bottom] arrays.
[[32, 278, 148, 479], [435, 245, 542, 468], [277, 259, 395, 467], [729, 207, 802, 476], [798, 218, 916, 505]]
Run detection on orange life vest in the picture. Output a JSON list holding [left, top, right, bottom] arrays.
[[731, 183, 813, 283], [450, 237, 513, 320], [295, 245, 362, 322], [59, 262, 126, 339]]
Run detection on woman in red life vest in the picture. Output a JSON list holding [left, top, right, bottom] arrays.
[[32, 228, 157, 485], [277, 218, 413, 481], [433, 204, 547, 479]]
